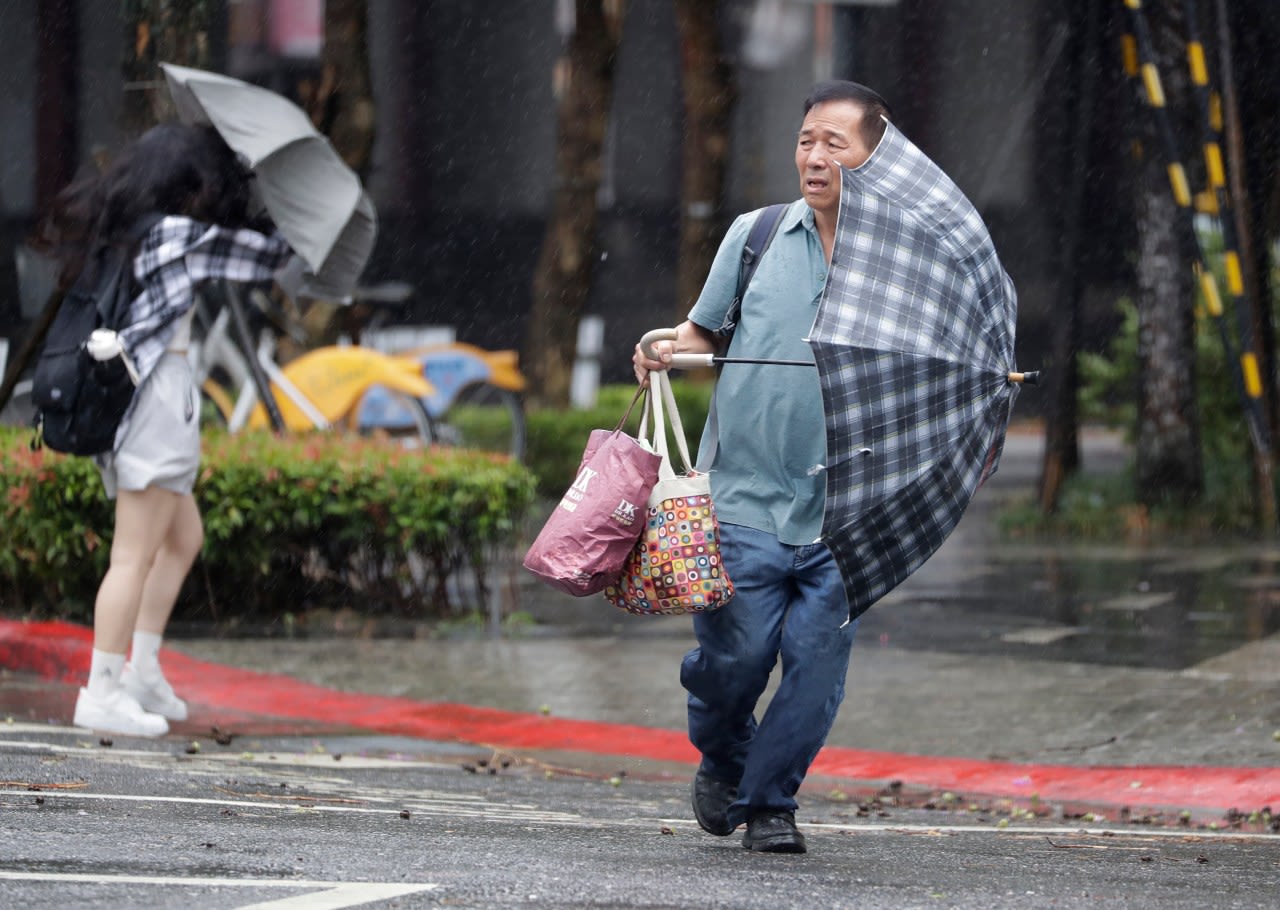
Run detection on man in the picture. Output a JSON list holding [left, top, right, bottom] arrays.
[[633, 81, 891, 854]]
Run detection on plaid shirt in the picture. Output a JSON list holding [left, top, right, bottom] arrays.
[[108, 216, 292, 449], [121, 216, 293, 379]]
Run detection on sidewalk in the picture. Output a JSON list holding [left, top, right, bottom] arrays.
[[2, 427, 1279, 826]]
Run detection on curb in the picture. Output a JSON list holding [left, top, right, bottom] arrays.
[[4, 618, 1278, 822]]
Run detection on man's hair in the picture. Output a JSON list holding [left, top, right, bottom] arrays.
[[803, 80, 892, 151]]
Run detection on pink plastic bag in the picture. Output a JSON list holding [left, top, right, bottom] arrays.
[[522, 388, 662, 596]]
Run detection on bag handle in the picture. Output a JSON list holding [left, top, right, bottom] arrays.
[[615, 382, 648, 433], [645, 371, 694, 481]]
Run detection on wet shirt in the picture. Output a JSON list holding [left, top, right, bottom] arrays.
[[688, 200, 828, 545]]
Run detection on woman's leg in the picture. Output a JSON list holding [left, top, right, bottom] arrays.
[[135, 493, 203, 636], [76, 486, 181, 736], [92, 487, 183, 655], [123, 493, 203, 721]]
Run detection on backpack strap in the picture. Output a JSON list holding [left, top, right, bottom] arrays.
[[79, 213, 164, 316], [698, 203, 788, 472], [714, 202, 788, 339]]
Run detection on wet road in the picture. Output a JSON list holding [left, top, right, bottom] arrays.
[[3, 724, 1278, 910]]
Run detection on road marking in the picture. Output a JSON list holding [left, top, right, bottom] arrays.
[[0, 871, 436, 909], [1000, 626, 1082, 645], [673, 819, 1280, 842], [0, 725, 464, 770], [1097, 592, 1174, 611], [0, 787, 587, 824]]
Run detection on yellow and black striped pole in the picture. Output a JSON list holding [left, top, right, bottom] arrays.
[[1179, 0, 1269, 449], [1121, 0, 1271, 459]]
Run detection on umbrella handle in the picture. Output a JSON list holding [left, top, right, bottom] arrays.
[[639, 327, 716, 370]]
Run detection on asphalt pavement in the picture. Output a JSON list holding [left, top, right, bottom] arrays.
[[5, 719, 1278, 910], [3, 425, 1280, 830]]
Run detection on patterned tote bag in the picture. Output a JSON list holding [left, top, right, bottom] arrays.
[[604, 370, 734, 616]]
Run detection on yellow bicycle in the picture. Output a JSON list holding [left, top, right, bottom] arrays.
[[193, 282, 436, 446], [195, 281, 528, 460]]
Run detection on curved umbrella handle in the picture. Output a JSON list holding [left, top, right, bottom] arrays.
[[639, 328, 716, 370]]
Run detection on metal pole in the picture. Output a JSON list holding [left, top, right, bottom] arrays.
[[1121, 0, 1275, 529], [220, 281, 287, 432]]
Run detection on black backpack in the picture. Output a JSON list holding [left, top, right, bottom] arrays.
[[31, 214, 162, 456]]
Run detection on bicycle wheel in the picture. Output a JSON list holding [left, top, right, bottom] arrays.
[[354, 386, 439, 450], [435, 382, 526, 460]]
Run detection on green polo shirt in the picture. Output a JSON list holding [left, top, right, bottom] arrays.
[[688, 200, 828, 546]]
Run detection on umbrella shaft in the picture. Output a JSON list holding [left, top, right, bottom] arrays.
[[714, 358, 816, 367]]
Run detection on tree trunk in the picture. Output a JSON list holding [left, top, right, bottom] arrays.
[[120, 0, 214, 136], [1038, 0, 1103, 513], [523, 0, 624, 408], [673, 0, 735, 322], [300, 0, 376, 179], [1132, 8, 1202, 507], [0, 2, 213, 413]]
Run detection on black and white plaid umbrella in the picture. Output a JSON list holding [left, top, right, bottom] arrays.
[[639, 121, 1026, 623], [811, 120, 1021, 621]]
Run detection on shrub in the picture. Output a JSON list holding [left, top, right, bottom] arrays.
[[0, 427, 536, 624], [525, 379, 713, 498]]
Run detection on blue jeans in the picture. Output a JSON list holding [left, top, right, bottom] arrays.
[[681, 522, 858, 828]]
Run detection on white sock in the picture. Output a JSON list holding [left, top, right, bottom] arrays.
[[87, 649, 127, 698], [129, 631, 165, 676]]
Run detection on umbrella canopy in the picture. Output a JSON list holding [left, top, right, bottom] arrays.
[[810, 120, 1019, 622], [160, 63, 376, 298]]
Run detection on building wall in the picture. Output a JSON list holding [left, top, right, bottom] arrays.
[[0, 3, 38, 220]]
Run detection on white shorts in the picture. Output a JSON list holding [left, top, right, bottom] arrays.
[[98, 352, 200, 499]]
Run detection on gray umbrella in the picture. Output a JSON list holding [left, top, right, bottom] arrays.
[[160, 63, 376, 298], [642, 120, 1026, 622]]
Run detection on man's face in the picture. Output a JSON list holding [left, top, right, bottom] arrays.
[[795, 100, 876, 218]]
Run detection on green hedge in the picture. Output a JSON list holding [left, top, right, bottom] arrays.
[[524, 380, 713, 499], [0, 427, 536, 624], [0, 381, 710, 626]]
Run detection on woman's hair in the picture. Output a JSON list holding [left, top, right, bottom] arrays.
[[803, 80, 893, 152], [35, 122, 256, 285]]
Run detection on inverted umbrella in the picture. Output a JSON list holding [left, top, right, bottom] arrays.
[[641, 120, 1029, 622], [160, 63, 376, 298]]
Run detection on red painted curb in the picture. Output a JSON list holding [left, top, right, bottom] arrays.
[[4, 618, 1278, 818]]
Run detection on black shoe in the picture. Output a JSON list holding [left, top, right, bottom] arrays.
[[742, 810, 807, 854], [691, 769, 738, 836]]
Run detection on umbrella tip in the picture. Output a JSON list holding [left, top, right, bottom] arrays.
[[1008, 371, 1040, 386]]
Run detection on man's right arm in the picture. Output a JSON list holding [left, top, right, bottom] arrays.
[[633, 319, 718, 382]]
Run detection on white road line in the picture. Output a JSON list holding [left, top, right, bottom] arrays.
[[0, 728, 462, 770], [0, 788, 587, 824], [0, 871, 436, 910], [768, 824, 1280, 844]]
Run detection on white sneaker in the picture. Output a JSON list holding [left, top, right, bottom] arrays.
[[121, 663, 189, 722], [73, 687, 169, 737]]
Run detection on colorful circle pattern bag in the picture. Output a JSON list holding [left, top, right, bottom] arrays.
[[604, 372, 734, 616]]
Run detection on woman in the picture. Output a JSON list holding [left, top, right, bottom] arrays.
[[38, 123, 294, 736]]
